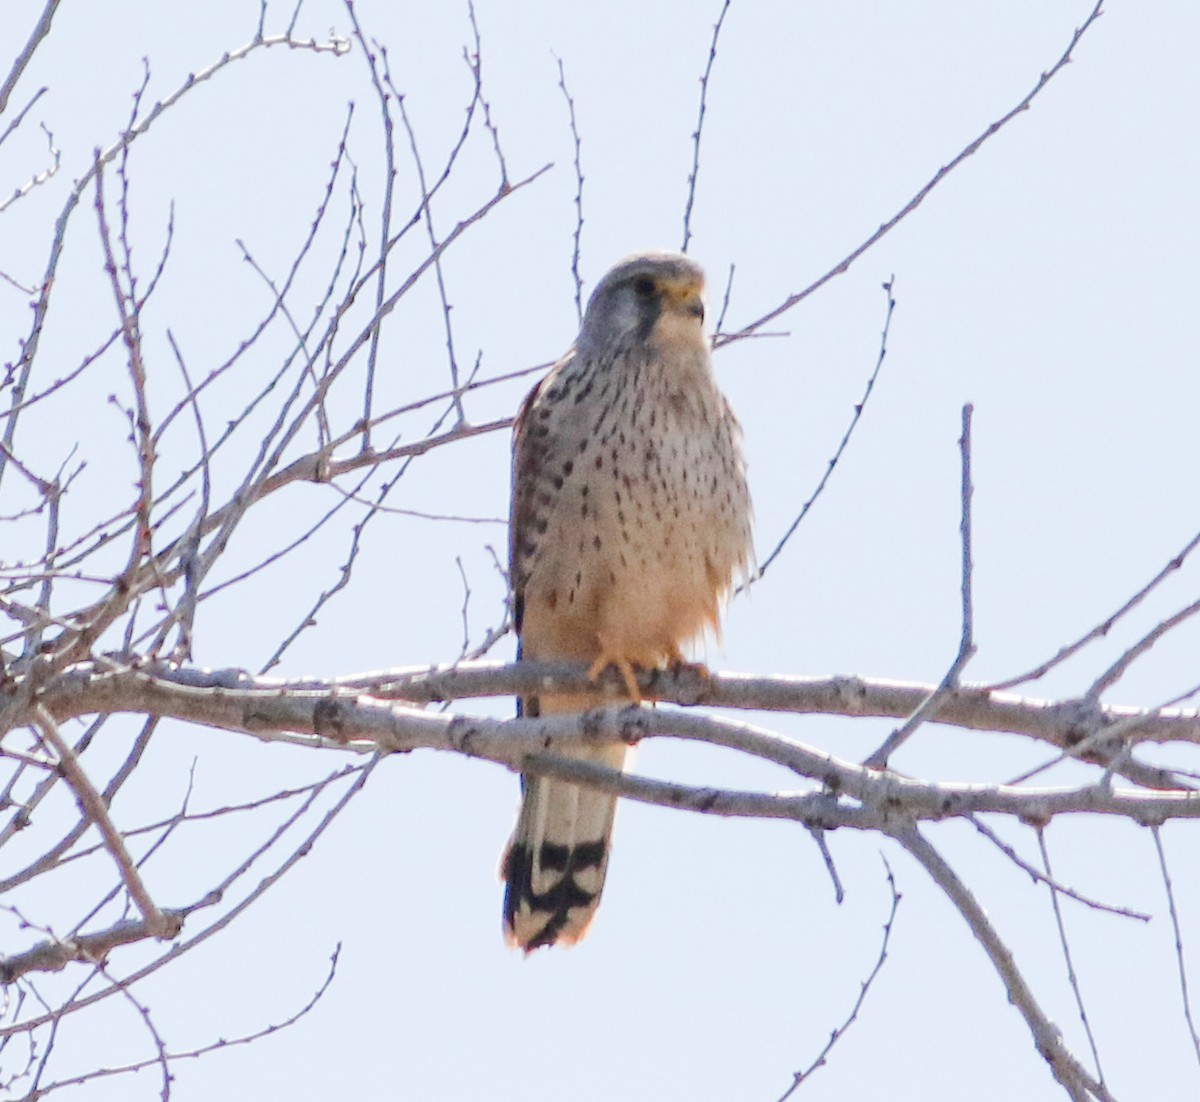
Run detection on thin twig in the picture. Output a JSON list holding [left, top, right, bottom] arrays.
[[467, 2, 508, 187], [968, 816, 1149, 921], [891, 821, 1114, 1102], [388, 52, 467, 425], [1152, 826, 1200, 1071], [775, 856, 900, 1100], [0, 762, 372, 1034], [1038, 828, 1107, 1086], [865, 401, 976, 766], [24, 947, 340, 1093], [0, 121, 60, 215], [29, 706, 175, 940], [0, 0, 61, 116], [94, 157, 155, 596], [806, 817, 844, 904], [1084, 596, 1200, 702], [343, 3, 398, 447], [712, 263, 736, 337], [990, 528, 1200, 692], [0, 84, 46, 149], [0, 27, 349, 493], [744, 277, 896, 588], [713, 1, 1106, 349], [99, 960, 172, 1099], [454, 556, 473, 658], [682, 0, 732, 252], [554, 54, 585, 320]]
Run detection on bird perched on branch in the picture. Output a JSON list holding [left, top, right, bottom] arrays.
[[503, 250, 753, 950]]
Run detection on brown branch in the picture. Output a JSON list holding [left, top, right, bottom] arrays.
[[29, 706, 176, 940], [338, 661, 1200, 760]]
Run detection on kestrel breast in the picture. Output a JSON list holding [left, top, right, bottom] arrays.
[[516, 343, 752, 669]]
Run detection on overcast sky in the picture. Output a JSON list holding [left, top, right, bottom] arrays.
[[4, 1, 1200, 1099]]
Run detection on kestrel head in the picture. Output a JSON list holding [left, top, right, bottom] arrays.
[[578, 251, 708, 354]]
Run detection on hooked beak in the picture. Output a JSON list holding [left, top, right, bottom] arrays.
[[662, 280, 706, 323]]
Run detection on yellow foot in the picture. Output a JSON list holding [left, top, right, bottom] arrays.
[[586, 651, 642, 702]]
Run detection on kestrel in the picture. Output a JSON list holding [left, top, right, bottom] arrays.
[[503, 250, 753, 951]]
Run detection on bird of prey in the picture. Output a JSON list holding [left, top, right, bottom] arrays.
[[503, 250, 753, 951]]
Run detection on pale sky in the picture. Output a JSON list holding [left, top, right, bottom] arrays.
[[3, 1, 1199, 1099]]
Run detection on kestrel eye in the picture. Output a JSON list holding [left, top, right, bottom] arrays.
[[632, 276, 656, 298]]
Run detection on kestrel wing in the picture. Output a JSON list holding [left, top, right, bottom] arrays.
[[508, 349, 574, 638]]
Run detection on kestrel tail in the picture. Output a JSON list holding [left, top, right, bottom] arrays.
[[502, 250, 753, 951]]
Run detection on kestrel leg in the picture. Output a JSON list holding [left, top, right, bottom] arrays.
[[587, 640, 643, 703]]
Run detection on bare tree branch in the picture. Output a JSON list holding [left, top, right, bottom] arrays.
[[866, 401, 976, 766], [775, 857, 900, 1099], [28, 706, 175, 940], [23, 663, 1200, 828], [891, 821, 1116, 1102], [745, 279, 897, 589], [1152, 826, 1200, 1072], [681, 0, 732, 253], [713, 0, 1106, 348], [0, 0, 61, 116], [554, 53, 586, 319]]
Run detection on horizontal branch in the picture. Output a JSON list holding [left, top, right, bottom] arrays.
[[316, 662, 1199, 746], [18, 661, 1200, 827], [39, 660, 1196, 747]]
